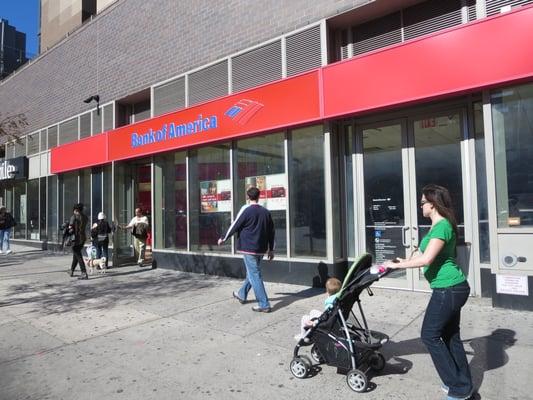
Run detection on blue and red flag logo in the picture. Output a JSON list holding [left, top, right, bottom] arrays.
[[225, 99, 264, 125]]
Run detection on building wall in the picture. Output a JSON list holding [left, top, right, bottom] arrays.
[[40, 0, 84, 52], [1, 0, 369, 135]]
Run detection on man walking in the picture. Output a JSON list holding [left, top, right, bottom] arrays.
[[218, 187, 275, 313]]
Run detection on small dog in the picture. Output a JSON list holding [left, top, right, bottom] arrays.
[[85, 256, 107, 275]]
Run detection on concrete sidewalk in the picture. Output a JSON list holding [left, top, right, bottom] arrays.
[[0, 246, 532, 400]]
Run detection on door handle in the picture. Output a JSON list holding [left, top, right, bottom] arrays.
[[402, 226, 410, 247]]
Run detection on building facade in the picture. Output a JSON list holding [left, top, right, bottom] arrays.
[[0, 19, 27, 79], [0, 0, 533, 310]]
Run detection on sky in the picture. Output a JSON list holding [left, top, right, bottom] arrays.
[[0, 0, 40, 58]]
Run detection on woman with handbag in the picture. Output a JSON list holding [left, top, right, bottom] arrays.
[[69, 203, 89, 279]]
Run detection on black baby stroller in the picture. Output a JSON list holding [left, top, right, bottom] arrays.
[[289, 253, 392, 393]]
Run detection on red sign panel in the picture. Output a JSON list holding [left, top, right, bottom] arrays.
[[107, 72, 321, 162], [50, 132, 108, 174], [322, 5, 533, 118]]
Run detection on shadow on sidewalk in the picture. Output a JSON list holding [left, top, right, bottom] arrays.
[[380, 328, 516, 397], [0, 269, 220, 316]]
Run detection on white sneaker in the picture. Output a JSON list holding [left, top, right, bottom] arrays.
[[0, 250, 3, 254], [5, 250, 12, 255]]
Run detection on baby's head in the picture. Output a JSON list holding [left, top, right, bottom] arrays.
[[325, 277, 342, 296]]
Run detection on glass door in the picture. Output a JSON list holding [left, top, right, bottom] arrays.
[[410, 111, 470, 290], [356, 110, 470, 290], [112, 162, 135, 267], [356, 120, 416, 289]]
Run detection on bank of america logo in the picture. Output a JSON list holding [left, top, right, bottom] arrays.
[[225, 99, 264, 125]]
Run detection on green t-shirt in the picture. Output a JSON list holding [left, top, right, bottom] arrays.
[[419, 218, 466, 289]]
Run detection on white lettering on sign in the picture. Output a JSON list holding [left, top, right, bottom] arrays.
[[0, 161, 17, 180]]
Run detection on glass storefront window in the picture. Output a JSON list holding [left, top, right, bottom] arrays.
[[154, 151, 187, 250], [80, 169, 91, 225], [40, 177, 47, 240], [61, 172, 78, 227], [344, 125, 355, 258], [47, 176, 59, 242], [290, 125, 326, 258], [13, 182, 26, 239], [103, 165, 112, 227], [474, 102, 490, 262], [189, 145, 231, 252], [492, 83, 533, 228], [92, 168, 103, 224], [27, 179, 39, 240], [236, 133, 287, 256]]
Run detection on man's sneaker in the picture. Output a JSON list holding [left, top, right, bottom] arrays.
[[232, 291, 245, 304], [138, 261, 143, 267], [69, 271, 74, 277], [441, 385, 449, 394], [5, 249, 12, 255], [78, 273, 88, 280], [0, 250, 3, 254], [252, 306, 271, 313]]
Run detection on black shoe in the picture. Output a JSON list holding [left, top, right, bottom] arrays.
[[252, 306, 272, 313], [78, 273, 88, 280], [69, 271, 74, 277], [232, 291, 245, 304]]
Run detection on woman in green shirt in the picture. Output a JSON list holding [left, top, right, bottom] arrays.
[[384, 184, 473, 400]]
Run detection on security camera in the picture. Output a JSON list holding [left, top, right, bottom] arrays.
[[83, 95, 100, 103]]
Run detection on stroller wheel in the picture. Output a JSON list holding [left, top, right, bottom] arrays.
[[369, 352, 386, 372], [346, 369, 368, 393], [310, 344, 325, 364], [290, 356, 311, 379]]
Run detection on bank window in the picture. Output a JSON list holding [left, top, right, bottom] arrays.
[[492, 83, 533, 228], [27, 179, 39, 240], [289, 125, 326, 258], [236, 133, 287, 256], [154, 151, 187, 250], [13, 182, 26, 239], [189, 145, 231, 252], [474, 101, 490, 262]]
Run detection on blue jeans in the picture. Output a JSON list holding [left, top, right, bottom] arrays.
[[94, 242, 109, 267], [421, 281, 473, 398], [0, 229, 11, 252], [238, 254, 270, 309]]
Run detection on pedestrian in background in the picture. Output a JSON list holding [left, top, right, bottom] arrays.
[[91, 212, 112, 269], [0, 207, 16, 255], [218, 187, 275, 313], [120, 207, 149, 267], [69, 203, 89, 280]]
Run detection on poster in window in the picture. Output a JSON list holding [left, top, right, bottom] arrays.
[[245, 173, 286, 210], [20, 194, 26, 223], [200, 179, 231, 213]]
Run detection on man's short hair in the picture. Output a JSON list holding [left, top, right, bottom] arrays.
[[247, 187, 260, 201], [325, 277, 342, 295], [73, 203, 84, 212]]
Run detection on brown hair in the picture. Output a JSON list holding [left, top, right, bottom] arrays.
[[422, 184, 458, 237], [325, 277, 342, 295]]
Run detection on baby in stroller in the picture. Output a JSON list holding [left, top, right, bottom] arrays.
[[290, 253, 392, 393], [294, 277, 342, 342]]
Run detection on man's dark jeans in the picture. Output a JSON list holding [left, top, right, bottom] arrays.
[[421, 281, 473, 398]]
